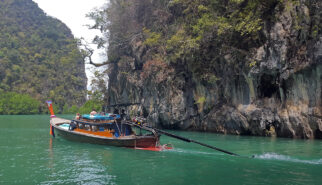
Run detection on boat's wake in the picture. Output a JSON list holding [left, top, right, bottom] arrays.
[[167, 148, 221, 156], [167, 150, 322, 165], [253, 153, 322, 165]]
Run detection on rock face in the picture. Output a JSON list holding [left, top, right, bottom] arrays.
[[105, 0, 322, 139]]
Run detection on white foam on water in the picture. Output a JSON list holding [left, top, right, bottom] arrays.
[[254, 153, 322, 165], [167, 148, 223, 156]]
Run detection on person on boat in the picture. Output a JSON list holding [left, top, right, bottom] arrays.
[[113, 108, 119, 114], [121, 109, 126, 120], [90, 109, 97, 116], [75, 113, 81, 120], [69, 121, 77, 131]]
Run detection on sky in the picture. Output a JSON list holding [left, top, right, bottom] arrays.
[[32, 0, 108, 89]]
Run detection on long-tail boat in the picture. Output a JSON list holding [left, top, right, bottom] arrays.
[[46, 101, 244, 156], [46, 101, 171, 151]]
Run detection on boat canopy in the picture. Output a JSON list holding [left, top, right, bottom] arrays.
[[82, 114, 120, 120], [72, 119, 114, 126]]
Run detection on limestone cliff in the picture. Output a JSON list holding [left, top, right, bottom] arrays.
[[100, 0, 321, 139], [0, 0, 87, 112]]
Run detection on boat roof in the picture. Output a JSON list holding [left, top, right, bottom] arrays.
[[82, 113, 120, 120]]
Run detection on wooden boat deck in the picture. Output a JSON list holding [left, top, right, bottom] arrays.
[[51, 117, 71, 125]]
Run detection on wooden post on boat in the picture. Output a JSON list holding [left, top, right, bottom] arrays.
[[46, 100, 56, 118]]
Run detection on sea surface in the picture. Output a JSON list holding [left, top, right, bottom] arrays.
[[0, 115, 321, 185]]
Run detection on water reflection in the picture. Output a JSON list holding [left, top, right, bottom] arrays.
[[47, 137, 54, 171], [44, 138, 117, 184]]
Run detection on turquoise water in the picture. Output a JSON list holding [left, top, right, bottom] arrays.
[[0, 115, 321, 185]]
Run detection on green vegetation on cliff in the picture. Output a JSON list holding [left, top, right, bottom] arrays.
[[90, 0, 321, 83], [87, 0, 321, 97], [85, 0, 289, 108], [0, 0, 87, 114]]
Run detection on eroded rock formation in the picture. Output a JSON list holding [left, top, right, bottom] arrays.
[[104, 0, 321, 139]]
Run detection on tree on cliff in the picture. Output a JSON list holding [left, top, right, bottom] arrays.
[[86, 0, 280, 81]]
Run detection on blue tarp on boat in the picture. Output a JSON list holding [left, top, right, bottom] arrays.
[[82, 114, 120, 120]]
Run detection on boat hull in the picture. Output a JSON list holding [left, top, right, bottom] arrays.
[[51, 117, 159, 148]]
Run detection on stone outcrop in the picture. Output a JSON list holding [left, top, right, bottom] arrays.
[[105, 0, 322, 139]]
